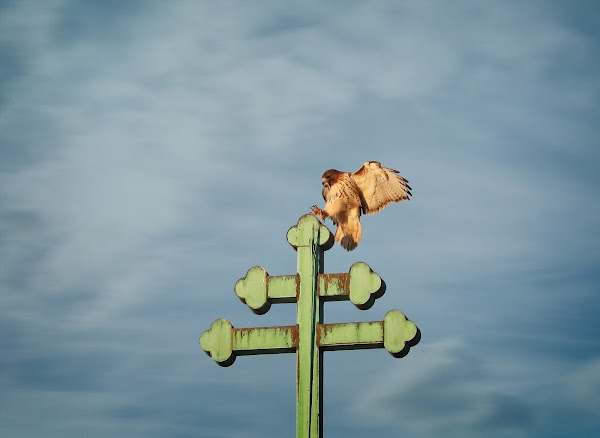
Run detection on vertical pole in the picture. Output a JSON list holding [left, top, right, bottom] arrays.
[[296, 224, 322, 438]]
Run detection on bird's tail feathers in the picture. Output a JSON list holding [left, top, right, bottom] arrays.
[[335, 220, 362, 251]]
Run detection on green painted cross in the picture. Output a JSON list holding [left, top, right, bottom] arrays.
[[200, 214, 420, 438]]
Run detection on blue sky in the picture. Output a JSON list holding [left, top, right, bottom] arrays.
[[1, 1, 599, 437]]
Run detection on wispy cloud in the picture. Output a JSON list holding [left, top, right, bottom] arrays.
[[351, 339, 537, 437], [569, 357, 600, 415], [1, 1, 599, 437]]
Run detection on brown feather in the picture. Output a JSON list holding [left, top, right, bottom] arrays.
[[351, 161, 411, 215], [314, 161, 411, 250]]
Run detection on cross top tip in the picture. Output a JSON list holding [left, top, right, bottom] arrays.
[[287, 214, 334, 250]]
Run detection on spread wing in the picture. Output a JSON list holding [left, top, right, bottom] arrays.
[[351, 161, 412, 215]]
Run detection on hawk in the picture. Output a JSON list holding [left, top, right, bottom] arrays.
[[311, 161, 411, 251]]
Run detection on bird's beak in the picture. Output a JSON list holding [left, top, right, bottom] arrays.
[[321, 179, 326, 186]]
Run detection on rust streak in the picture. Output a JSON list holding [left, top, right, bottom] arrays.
[[318, 273, 350, 296], [295, 274, 301, 298], [290, 324, 299, 348], [316, 323, 322, 345]]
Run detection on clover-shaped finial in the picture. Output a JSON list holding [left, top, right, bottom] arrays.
[[287, 214, 333, 250], [199, 319, 235, 366], [349, 262, 385, 309], [383, 310, 419, 357], [235, 267, 270, 314]]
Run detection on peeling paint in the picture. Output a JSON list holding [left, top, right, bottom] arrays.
[[200, 215, 419, 437], [318, 273, 350, 299], [318, 321, 384, 348], [234, 325, 297, 353]]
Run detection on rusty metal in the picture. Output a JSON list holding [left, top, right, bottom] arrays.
[[318, 272, 350, 300], [200, 214, 420, 437]]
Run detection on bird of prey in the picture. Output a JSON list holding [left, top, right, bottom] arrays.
[[311, 161, 411, 251]]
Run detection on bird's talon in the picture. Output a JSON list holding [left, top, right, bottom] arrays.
[[310, 205, 325, 221]]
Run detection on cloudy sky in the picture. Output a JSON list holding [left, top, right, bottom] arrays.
[[1, 1, 599, 437]]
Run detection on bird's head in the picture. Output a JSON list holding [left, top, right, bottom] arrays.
[[321, 169, 340, 188]]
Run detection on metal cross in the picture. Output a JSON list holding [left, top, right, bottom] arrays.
[[200, 215, 420, 438]]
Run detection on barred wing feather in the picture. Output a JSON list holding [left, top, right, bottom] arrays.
[[351, 161, 412, 215]]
